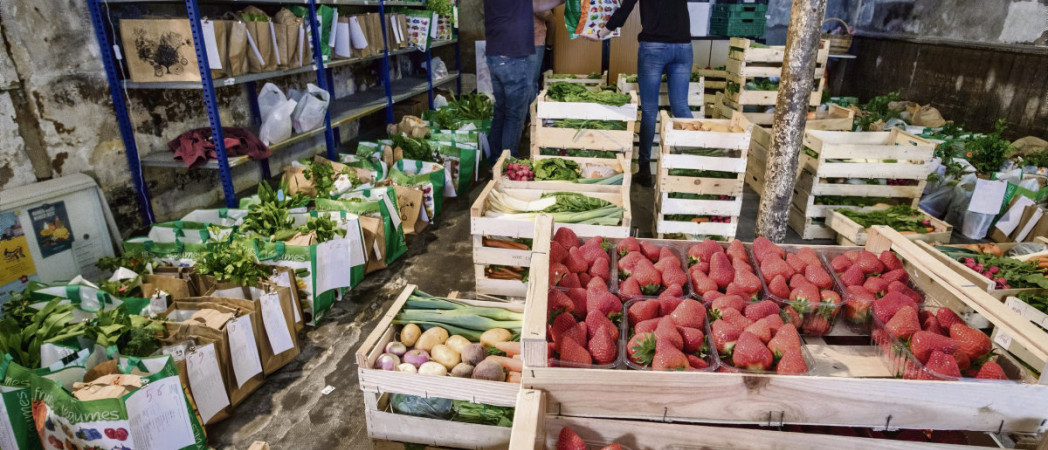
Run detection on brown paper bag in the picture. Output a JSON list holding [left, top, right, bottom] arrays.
[[1024, 208, 1048, 242], [268, 266, 305, 332], [182, 291, 298, 376], [161, 322, 229, 425], [350, 15, 370, 59], [209, 19, 229, 79], [142, 274, 193, 300], [119, 19, 202, 83], [367, 13, 384, 55], [393, 186, 424, 235], [399, 14, 410, 49], [359, 216, 388, 273], [226, 16, 250, 76], [275, 8, 304, 68], [910, 105, 946, 128], [241, 7, 276, 73]]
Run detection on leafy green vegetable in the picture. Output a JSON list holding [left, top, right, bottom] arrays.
[[86, 305, 164, 357], [303, 160, 357, 197], [451, 401, 514, 427], [425, 0, 453, 16], [667, 169, 737, 179], [539, 148, 616, 159], [814, 196, 895, 207], [934, 248, 1048, 289], [533, 158, 580, 181], [542, 193, 612, 213], [1017, 292, 1048, 315], [856, 92, 902, 130], [0, 299, 86, 368], [96, 251, 156, 275], [1021, 151, 1048, 169], [838, 205, 931, 233], [194, 234, 269, 287], [547, 82, 631, 106], [391, 134, 436, 162], [552, 119, 627, 131], [963, 119, 1014, 174]]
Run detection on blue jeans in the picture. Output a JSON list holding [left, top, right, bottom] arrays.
[[528, 45, 546, 98], [638, 42, 694, 165], [487, 55, 531, 161]]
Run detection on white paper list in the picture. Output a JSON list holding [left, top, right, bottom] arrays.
[[126, 376, 196, 449], [260, 293, 295, 354], [186, 344, 230, 423], [227, 315, 263, 387]]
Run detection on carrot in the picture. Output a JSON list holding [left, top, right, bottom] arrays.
[[494, 341, 521, 356], [486, 355, 523, 372], [506, 371, 522, 383]]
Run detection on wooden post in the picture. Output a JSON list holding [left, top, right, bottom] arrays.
[[755, 0, 828, 241]]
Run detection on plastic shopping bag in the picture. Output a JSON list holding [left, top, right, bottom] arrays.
[[257, 83, 286, 119], [259, 98, 297, 145], [291, 84, 331, 133]]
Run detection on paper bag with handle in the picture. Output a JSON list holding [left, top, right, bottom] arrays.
[[221, 13, 250, 77], [240, 6, 277, 72]]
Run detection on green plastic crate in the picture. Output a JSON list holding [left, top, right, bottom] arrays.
[[712, 4, 768, 20], [710, 17, 767, 37]]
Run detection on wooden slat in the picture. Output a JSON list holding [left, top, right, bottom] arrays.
[[826, 209, 952, 246], [508, 389, 545, 450], [536, 89, 637, 121], [366, 406, 511, 449], [491, 150, 628, 194]]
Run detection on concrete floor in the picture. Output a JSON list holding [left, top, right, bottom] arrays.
[[207, 174, 833, 449]]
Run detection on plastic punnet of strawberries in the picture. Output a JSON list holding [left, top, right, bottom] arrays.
[[829, 249, 922, 329], [548, 228, 613, 290], [623, 294, 712, 371], [614, 237, 689, 298], [686, 238, 763, 301], [751, 237, 843, 335]]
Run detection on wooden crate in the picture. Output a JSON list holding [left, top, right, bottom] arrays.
[[543, 70, 608, 91], [825, 207, 953, 246], [654, 111, 753, 239], [789, 129, 936, 240], [491, 150, 630, 194], [509, 389, 993, 449], [723, 38, 830, 117], [697, 68, 728, 117], [519, 223, 1048, 433], [913, 238, 1048, 300], [471, 182, 630, 296], [615, 73, 705, 110], [355, 286, 523, 448], [530, 90, 637, 157], [744, 104, 857, 195]]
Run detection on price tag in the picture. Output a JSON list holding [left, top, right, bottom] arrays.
[[186, 344, 230, 422], [994, 330, 1013, 349], [227, 316, 263, 387], [260, 293, 295, 354], [223, 78, 236, 86]]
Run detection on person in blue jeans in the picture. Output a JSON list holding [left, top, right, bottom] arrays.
[[484, 0, 564, 164], [591, 0, 693, 187]]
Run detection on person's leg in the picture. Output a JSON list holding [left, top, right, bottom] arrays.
[[636, 42, 670, 187], [486, 56, 508, 165], [666, 43, 694, 119], [498, 56, 532, 157], [530, 45, 546, 98]]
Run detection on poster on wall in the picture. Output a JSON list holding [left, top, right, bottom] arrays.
[[0, 211, 38, 305], [28, 202, 74, 259]]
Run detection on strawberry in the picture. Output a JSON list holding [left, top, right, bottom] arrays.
[[579, 242, 606, 264], [587, 276, 609, 291], [887, 281, 921, 303], [550, 312, 579, 350], [627, 332, 656, 365], [776, 349, 808, 374], [587, 290, 622, 318], [586, 310, 619, 341], [661, 284, 684, 298], [830, 254, 853, 273], [779, 306, 803, 328], [744, 299, 779, 322], [872, 292, 917, 325], [619, 277, 642, 298], [711, 319, 743, 357], [652, 339, 690, 371], [628, 300, 659, 324], [725, 283, 753, 299], [820, 290, 842, 305], [632, 259, 663, 295], [690, 269, 718, 296], [662, 266, 688, 291], [786, 253, 808, 273], [863, 277, 888, 297], [654, 257, 679, 274], [855, 251, 885, 275], [634, 318, 660, 335], [553, 227, 579, 251], [744, 319, 772, 343], [615, 236, 640, 257], [655, 317, 684, 350], [694, 261, 710, 275], [884, 305, 919, 339], [583, 236, 603, 248], [588, 325, 618, 365], [881, 268, 910, 285], [721, 307, 754, 329], [709, 252, 735, 290], [804, 265, 834, 290], [558, 335, 592, 365], [687, 354, 710, 370], [844, 251, 860, 261], [752, 236, 784, 264], [768, 274, 790, 298], [760, 257, 795, 283], [953, 349, 970, 371], [733, 269, 762, 299], [702, 290, 725, 303], [762, 314, 784, 334], [802, 315, 832, 335], [788, 273, 809, 289], [790, 283, 819, 305], [657, 297, 685, 316], [686, 243, 703, 267], [640, 241, 661, 262], [767, 323, 801, 357], [557, 426, 587, 450], [797, 247, 821, 268], [726, 239, 749, 265], [910, 331, 958, 363], [949, 323, 991, 359], [600, 444, 623, 450], [698, 239, 725, 264], [566, 288, 588, 318], [550, 241, 568, 265], [936, 308, 964, 330], [838, 265, 865, 287], [550, 262, 570, 285], [617, 251, 645, 278], [922, 315, 944, 335], [711, 295, 746, 317], [579, 273, 592, 287], [560, 273, 581, 288], [732, 331, 773, 370], [548, 289, 575, 320], [879, 250, 904, 271], [588, 255, 611, 282], [975, 361, 1008, 380], [658, 247, 680, 265], [670, 299, 707, 329], [923, 350, 961, 378], [679, 326, 706, 353]]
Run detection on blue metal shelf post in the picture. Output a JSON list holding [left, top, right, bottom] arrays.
[[308, 0, 338, 160], [425, 49, 435, 109], [185, 0, 237, 208], [378, 0, 396, 124], [87, 0, 156, 225]]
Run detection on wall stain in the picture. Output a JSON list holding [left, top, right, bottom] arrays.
[[52, 121, 75, 134], [51, 152, 69, 174], [0, 163, 12, 189]]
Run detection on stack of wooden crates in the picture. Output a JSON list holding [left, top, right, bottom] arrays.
[[529, 88, 637, 165], [655, 110, 753, 240], [719, 38, 830, 125]]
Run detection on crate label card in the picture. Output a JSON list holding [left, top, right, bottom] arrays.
[[270, 271, 301, 322], [969, 179, 1008, 215], [227, 316, 263, 387], [260, 292, 295, 354], [186, 344, 230, 422], [315, 239, 352, 295], [993, 330, 1012, 349], [126, 376, 195, 449]]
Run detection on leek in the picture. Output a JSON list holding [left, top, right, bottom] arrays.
[[395, 310, 522, 331], [393, 320, 487, 341]]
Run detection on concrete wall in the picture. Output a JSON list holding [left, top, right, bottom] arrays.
[[0, 1, 358, 234], [852, 0, 1048, 45]]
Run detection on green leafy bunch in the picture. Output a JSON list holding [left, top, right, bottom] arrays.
[[541, 193, 612, 213], [0, 299, 86, 368], [86, 305, 165, 357], [96, 250, 156, 275], [194, 234, 269, 287], [547, 82, 631, 106], [391, 134, 436, 162], [425, 0, 453, 16], [856, 92, 902, 130], [838, 205, 930, 233], [964, 119, 1014, 174], [533, 158, 580, 181]]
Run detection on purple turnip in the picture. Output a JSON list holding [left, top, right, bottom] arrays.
[[385, 341, 407, 357], [376, 353, 400, 371], [403, 349, 430, 367]]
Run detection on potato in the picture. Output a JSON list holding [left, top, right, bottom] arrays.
[[415, 327, 449, 352], [471, 360, 507, 382], [400, 324, 422, 347], [461, 343, 486, 366], [418, 361, 447, 377], [480, 328, 512, 348], [445, 335, 471, 354], [450, 363, 474, 378], [430, 344, 461, 370]]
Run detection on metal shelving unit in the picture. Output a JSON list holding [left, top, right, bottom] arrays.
[[88, 0, 461, 223]]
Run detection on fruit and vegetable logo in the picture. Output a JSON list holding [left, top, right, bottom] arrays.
[[3, 245, 26, 262], [28, 202, 75, 258]]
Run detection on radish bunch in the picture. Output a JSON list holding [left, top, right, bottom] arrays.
[[962, 257, 1009, 289], [505, 162, 535, 181]]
